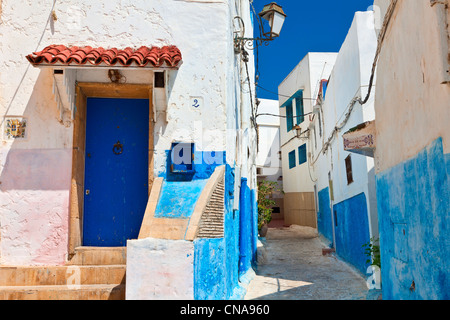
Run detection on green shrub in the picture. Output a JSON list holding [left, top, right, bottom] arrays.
[[257, 180, 278, 229]]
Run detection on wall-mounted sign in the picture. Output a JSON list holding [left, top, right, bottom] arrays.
[[343, 134, 375, 150], [4, 117, 27, 140]]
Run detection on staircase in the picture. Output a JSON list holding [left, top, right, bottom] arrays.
[[197, 177, 225, 239], [0, 247, 126, 300]]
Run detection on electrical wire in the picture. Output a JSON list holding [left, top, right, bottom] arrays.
[[256, 84, 320, 101], [1, 0, 58, 129], [280, 129, 310, 149], [250, 1, 263, 82], [256, 112, 314, 119], [309, 0, 398, 166]]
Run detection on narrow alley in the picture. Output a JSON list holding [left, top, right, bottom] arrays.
[[245, 225, 376, 300]]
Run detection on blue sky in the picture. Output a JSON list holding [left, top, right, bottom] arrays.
[[251, 0, 374, 100]]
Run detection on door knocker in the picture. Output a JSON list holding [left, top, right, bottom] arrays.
[[113, 141, 124, 155]]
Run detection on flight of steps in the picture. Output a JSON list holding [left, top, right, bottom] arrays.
[[197, 177, 225, 239], [0, 247, 127, 300]]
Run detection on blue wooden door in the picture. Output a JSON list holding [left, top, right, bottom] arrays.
[[83, 98, 149, 246]]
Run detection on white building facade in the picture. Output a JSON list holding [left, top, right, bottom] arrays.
[[309, 11, 379, 275], [278, 53, 337, 228], [370, 0, 450, 300], [255, 98, 283, 220]]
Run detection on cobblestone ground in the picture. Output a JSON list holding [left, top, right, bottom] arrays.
[[244, 225, 376, 300]]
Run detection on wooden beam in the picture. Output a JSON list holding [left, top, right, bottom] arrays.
[[68, 85, 87, 257], [76, 82, 151, 99]]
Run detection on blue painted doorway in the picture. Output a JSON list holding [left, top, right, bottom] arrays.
[[83, 98, 149, 246]]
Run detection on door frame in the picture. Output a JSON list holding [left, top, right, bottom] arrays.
[[68, 82, 154, 257]]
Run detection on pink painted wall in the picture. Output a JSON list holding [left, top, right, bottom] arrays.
[[0, 148, 72, 265]]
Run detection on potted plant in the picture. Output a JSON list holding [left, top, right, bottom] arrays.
[[257, 180, 278, 237]]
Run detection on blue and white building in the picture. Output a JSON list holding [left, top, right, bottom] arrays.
[[365, 0, 450, 300], [0, 0, 261, 300], [278, 52, 337, 228], [279, 10, 379, 276], [310, 10, 379, 275]]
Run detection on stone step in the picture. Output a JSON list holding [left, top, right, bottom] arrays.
[[0, 284, 125, 300], [67, 247, 127, 265], [0, 265, 126, 286], [0, 246, 128, 300]]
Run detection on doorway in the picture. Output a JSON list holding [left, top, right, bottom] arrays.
[[69, 83, 154, 253], [82, 98, 149, 246]]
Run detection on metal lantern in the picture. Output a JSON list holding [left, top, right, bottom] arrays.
[[258, 2, 287, 39]]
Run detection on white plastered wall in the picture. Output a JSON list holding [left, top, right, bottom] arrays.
[[373, 0, 450, 172], [311, 11, 378, 238], [278, 53, 337, 194], [0, 0, 249, 265], [256, 98, 281, 180]]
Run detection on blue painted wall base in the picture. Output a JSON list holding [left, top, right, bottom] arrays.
[[333, 193, 371, 274], [239, 178, 253, 278], [155, 180, 207, 219], [193, 165, 258, 300], [376, 138, 450, 300], [317, 187, 333, 246]]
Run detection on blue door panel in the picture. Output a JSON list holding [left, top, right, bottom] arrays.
[[83, 98, 149, 246]]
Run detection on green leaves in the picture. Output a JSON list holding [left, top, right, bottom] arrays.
[[362, 237, 381, 269], [257, 180, 279, 229]]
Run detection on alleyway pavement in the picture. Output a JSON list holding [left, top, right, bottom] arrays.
[[244, 224, 375, 300]]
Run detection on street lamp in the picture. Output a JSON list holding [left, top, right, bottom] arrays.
[[234, 2, 287, 53], [258, 2, 287, 39], [293, 125, 302, 138]]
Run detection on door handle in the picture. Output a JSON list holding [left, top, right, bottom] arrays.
[[86, 189, 90, 195], [113, 141, 124, 155]]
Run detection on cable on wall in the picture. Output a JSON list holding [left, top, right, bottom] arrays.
[[310, 0, 399, 166]]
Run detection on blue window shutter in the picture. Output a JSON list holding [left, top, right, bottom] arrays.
[[298, 144, 307, 165], [288, 150, 296, 169], [295, 94, 304, 125], [286, 102, 294, 132]]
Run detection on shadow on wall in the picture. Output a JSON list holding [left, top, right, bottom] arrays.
[[0, 67, 72, 265], [151, 69, 178, 150], [0, 68, 72, 192]]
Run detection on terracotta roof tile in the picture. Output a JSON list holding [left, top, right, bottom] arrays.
[[26, 45, 182, 68]]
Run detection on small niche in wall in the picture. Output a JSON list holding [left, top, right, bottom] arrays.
[[154, 71, 165, 88], [169, 142, 195, 174]]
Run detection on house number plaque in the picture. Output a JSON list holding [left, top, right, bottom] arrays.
[[190, 96, 203, 110]]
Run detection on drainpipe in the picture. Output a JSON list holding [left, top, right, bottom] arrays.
[[250, 186, 258, 267], [239, 177, 251, 277]]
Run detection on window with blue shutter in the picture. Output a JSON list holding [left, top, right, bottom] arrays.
[[298, 144, 307, 165], [281, 89, 303, 132], [288, 150, 296, 169], [295, 92, 304, 125], [286, 102, 294, 132]]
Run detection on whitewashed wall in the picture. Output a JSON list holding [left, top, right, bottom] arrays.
[[126, 238, 194, 300], [278, 53, 337, 194], [256, 98, 281, 180], [311, 11, 378, 236], [0, 0, 254, 265], [373, 0, 450, 172]]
